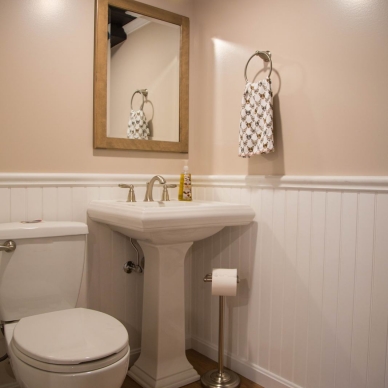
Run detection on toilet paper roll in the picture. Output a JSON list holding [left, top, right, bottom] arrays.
[[212, 268, 238, 296]]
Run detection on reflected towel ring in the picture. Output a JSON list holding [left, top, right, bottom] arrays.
[[131, 89, 148, 110], [244, 51, 272, 82]]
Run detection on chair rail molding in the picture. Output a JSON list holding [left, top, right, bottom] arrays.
[[0, 173, 387, 191]]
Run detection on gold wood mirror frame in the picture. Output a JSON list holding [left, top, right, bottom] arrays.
[[94, 0, 189, 152]]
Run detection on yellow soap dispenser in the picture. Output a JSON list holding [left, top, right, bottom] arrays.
[[178, 161, 192, 201]]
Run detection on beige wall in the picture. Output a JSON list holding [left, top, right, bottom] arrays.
[[190, 0, 388, 175], [0, 0, 387, 175], [0, 0, 192, 174]]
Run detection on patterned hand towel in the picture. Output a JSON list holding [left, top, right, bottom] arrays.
[[239, 78, 274, 157], [127, 109, 150, 140]]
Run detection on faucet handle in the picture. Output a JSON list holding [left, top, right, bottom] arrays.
[[119, 184, 136, 202], [161, 184, 177, 201]]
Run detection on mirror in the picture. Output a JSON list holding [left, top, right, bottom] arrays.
[[94, 0, 189, 152]]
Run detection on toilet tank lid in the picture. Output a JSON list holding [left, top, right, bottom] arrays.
[[0, 221, 88, 240]]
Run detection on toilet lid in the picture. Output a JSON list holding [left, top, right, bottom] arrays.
[[12, 308, 128, 365]]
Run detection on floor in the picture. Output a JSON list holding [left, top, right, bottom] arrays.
[[122, 350, 264, 388]]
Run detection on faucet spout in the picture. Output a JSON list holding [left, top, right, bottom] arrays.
[[144, 175, 166, 201]]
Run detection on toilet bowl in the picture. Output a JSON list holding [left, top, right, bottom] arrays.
[[4, 309, 129, 388], [0, 222, 130, 388]]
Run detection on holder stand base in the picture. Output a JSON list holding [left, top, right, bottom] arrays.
[[201, 369, 241, 388]]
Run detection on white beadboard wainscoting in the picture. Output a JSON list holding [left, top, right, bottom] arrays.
[[0, 173, 187, 388], [0, 174, 388, 388], [191, 178, 388, 388]]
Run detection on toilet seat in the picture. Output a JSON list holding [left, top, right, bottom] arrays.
[[11, 308, 129, 372], [11, 342, 129, 373]]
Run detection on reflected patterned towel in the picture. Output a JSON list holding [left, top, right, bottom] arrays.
[[127, 109, 150, 140], [239, 78, 274, 157]]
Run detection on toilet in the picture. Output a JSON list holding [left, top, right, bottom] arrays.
[[0, 221, 129, 388]]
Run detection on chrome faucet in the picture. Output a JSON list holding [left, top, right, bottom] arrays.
[[144, 175, 166, 202]]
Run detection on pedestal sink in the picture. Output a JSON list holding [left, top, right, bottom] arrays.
[[88, 200, 254, 388]]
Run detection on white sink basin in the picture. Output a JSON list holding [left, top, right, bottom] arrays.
[[87, 199, 254, 388], [87, 199, 254, 244]]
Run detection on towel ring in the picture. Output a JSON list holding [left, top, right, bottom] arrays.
[[131, 89, 148, 110], [244, 51, 272, 83]]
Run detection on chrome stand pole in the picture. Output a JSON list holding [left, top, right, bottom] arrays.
[[201, 275, 240, 388]]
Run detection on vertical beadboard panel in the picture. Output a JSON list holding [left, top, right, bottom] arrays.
[[238, 223, 251, 360], [27, 187, 42, 220], [320, 192, 342, 388], [257, 189, 274, 369], [86, 186, 100, 204], [57, 187, 72, 221], [99, 186, 113, 200], [0, 188, 10, 222], [350, 193, 376, 388], [334, 192, 358, 388], [268, 189, 286, 376], [306, 191, 326, 388], [237, 183, 252, 360], [10, 187, 26, 221], [72, 187, 87, 222], [367, 194, 388, 388], [247, 188, 262, 363], [229, 224, 241, 355], [42, 187, 57, 220], [293, 191, 312, 386], [280, 190, 299, 381], [205, 186, 215, 201]]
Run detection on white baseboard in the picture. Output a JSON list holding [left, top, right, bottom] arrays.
[[129, 347, 141, 367], [191, 337, 302, 388], [185, 336, 192, 350]]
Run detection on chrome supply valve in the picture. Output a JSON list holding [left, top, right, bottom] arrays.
[[161, 184, 177, 201], [119, 184, 136, 202], [123, 261, 143, 274], [123, 238, 144, 274]]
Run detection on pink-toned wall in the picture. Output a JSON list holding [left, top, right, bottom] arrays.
[[0, 0, 192, 174], [0, 0, 387, 175], [190, 0, 388, 175]]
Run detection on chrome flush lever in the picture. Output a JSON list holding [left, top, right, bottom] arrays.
[[0, 240, 16, 252]]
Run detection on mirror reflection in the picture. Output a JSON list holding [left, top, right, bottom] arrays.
[[107, 6, 180, 142]]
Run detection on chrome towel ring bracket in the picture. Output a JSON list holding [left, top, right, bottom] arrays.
[[131, 89, 148, 110], [244, 50, 272, 82]]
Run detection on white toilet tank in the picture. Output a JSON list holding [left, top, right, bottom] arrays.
[[0, 221, 88, 322]]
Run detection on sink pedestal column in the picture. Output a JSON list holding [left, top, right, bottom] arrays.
[[128, 241, 199, 388]]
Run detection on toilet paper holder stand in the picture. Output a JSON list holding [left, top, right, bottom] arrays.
[[202, 273, 241, 388]]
